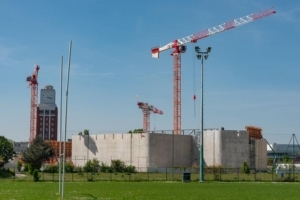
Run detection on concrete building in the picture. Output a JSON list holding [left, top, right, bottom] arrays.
[[71, 128, 267, 171], [72, 133, 198, 172], [203, 128, 267, 171], [37, 85, 58, 140]]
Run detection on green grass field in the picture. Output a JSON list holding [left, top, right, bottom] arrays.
[[0, 181, 299, 200]]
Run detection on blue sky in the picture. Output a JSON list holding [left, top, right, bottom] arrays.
[[0, 0, 299, 144]]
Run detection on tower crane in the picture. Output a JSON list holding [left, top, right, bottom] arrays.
[[26, 64, 40, 142], [137, 102, 163, 133], [151, 8, 276, 135]]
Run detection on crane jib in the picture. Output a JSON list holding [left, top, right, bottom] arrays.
[[152, 7, 276, 53]]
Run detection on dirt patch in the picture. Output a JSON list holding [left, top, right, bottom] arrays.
[[15, 173, 27, 178]]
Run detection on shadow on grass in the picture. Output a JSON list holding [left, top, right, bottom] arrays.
[[83, 193, 98, 199]]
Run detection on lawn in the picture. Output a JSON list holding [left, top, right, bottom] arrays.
[[0, 181, 299, 200]]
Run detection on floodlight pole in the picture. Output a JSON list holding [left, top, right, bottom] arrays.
[[195, 46, 211, 182], [58, 55, 63, 194], [62, 41, 72, 199]]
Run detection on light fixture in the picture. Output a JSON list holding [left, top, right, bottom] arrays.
[[195, 46, 200, 53], [206, 47, 211, 53]]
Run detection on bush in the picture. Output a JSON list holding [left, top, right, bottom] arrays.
[[111, 159, 125, 172], [17, 160, 22, 172], [100, 162, 109, 172], [43, 164, 58, 173], [23, 164, 29, 172], [8, 168, 15, 176], [124, 165, 136, 174], [75, 166, 82, 173], [242, 162, 250, 174], [0, 169, 12, 178], [83, 160, 93, 172], [65, 161, 75, 173], [83, 158, 100, 173], [80, 159, 136, 174], [207, 165, 223, 181], [107, 166, 114, 173]]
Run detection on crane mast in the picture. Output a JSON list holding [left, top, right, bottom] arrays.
[[137, 102, 163, 133], [151, 8, 276, 135], [26, 65, 40, 142]]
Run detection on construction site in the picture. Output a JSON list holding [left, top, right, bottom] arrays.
[[3, 1, 300, 200], [23, 8, 277, 171]]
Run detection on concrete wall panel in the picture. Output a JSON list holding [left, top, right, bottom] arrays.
[[255, 139, 267, 171], [72, 133, 149, 171], [204, 129, 250, 168]]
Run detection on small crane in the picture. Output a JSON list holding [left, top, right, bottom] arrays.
[[137, 102, 163, 133], [151, 8, 276, 135], [26, 64, 40, 142]]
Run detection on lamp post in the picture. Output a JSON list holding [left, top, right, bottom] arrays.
[[195, 46, 211, 182]]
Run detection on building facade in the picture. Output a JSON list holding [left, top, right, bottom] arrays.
[[203, 128, 267, 171], [45, 140, 72, 164], [36, 85, 58, 140], [14, 141, 29, 155], [71, 128, 267, 172], [267, 143, 300, 162], [72, 133, 198, 172]]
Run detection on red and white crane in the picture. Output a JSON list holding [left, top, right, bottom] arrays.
[[151, 8, 276, 135], [137, 102, 163, 133], [26, 65, 40, 142]]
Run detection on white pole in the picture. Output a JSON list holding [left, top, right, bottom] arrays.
[[62, 41, 72, 199], [58, 55, 63, 194]]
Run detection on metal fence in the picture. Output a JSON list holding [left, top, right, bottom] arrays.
[[2, 167, 300, 182]]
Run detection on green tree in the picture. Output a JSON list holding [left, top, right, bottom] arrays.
[[78, 132, 83, 135], [22, 136, 54, 174], [128, 129, 143, 134], [0, 135, 15, 168], [84, 129, 89, 135]]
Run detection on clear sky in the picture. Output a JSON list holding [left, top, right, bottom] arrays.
[[0, 0, 299, 144]]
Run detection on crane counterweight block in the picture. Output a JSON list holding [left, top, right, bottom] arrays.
[[151, 47, 160, 58]]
